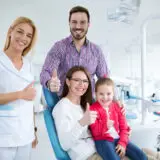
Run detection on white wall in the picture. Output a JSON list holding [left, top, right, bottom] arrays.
[[1, 0, 160, 79]]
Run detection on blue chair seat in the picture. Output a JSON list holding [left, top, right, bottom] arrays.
[[43, 87, 71, 160]]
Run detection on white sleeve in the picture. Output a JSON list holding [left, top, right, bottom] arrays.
[[52, 101, 86, 151]]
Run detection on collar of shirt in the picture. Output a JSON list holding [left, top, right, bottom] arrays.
[[68, 35, 89, 46]]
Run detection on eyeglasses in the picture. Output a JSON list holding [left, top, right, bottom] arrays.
[[70, 78, 89, 84]]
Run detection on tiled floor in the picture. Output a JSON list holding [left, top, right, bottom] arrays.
[[31, 113, 57, 160]]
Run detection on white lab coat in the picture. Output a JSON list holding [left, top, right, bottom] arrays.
[[0, 51, 35, 147]]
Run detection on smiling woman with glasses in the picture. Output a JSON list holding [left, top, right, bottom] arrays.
[[70, 78, 89, 84], [62, 66, 92, 111], [52, 66, 102, 160]]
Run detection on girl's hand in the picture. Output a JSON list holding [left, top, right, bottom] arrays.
[[107, 120, 114, 129], [116, 144, 126, 158]]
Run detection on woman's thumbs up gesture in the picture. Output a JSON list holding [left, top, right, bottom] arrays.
[[79, 103, 97, 126]]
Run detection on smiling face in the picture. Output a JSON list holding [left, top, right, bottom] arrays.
[[96, 84, 114, 108], [69, 12, 89, 41], [9, 23, 33, 53], [66, 70, 89, 97]]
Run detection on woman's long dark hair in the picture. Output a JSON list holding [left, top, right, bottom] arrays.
[[61, 66, 92, 111]]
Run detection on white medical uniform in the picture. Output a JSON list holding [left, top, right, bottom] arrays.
[[0, 51, 35, 160]]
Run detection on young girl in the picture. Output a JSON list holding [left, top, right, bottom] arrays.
[[89, 77, 147, 160]]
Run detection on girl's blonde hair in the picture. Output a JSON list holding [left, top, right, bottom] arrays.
[[3, 16, 37, 56], [95, 77, 114, 92]]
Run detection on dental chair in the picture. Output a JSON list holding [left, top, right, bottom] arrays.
[[42, 87, 133, 160], [42, 87, 71, 160]]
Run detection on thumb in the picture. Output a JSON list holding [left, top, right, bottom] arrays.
[[86, 103, 90, 112], [25, 81, 34, 89], [51, 69, 58, 79]]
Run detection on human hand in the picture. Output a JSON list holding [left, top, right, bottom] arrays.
[[32, 133, 38, 148], [116, 144, 126, 158], [107, 120, 114, 129], [21, 82, 36, 101], [79, 103, 97, 126], [48, 69, 61, 92], [117, 100, 126, 116]]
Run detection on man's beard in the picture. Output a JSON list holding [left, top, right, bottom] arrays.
[[70, 28, 88, 40]]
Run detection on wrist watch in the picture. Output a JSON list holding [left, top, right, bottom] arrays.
[[34, 127, 37, 132]]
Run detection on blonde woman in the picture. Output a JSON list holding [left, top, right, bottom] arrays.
[[0, 17, 37, 160]]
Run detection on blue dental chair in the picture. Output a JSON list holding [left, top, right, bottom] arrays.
[[42, 87, 71, 160], [42, 87, 133, 160]]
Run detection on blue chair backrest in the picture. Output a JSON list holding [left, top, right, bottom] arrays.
[[42, 87, 71, 160]]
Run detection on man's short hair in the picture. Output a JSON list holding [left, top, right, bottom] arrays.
[[69, 6, 90, 22]]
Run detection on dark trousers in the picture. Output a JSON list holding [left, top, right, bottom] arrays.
[[95, 139, 147, 160]]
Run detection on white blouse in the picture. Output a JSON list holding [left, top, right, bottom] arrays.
[[52, 97, 96, 160]]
